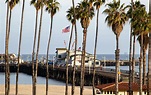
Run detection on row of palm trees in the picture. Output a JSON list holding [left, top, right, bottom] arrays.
[[3, 0, 151, 95], [4, 0, 60, 95]]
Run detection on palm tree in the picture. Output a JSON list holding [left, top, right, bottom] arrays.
[[16, 0, 25, 95], [126, 1, 144, 94], [7, 0, 20, 42], [76, 1, 95, 95], [148, 0, 151, 94], [5, 0, 19, 95], [66, 7, 75, 95], [132, 35, 136, 83], [70, 0, 78, 94], [137, 34, 149, 85], [5, 1, 10, 95], [127, 2, 146, 86], [103, 0, 128, 94], [92, 0, 105, 95], [130, 3, 150, 94], [30, 0, 41, 94], [45, 0, 60, 95], [127, 0, 134, 94], [34, 0, 44, 95]]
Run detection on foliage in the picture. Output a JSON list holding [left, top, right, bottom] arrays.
[[93, 0, 105, 9], [103, 0, 128, 37], [66, 7, 78, 25], [76, 1, 95, 29], [30, 0, 44, 10], [5, 0, 20, 9], [129, 1, 151, 36], [45, 0, 60, 17]]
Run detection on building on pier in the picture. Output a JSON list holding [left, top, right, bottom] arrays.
[[54, 48, 101, 67], [0, 54, 24, 64]]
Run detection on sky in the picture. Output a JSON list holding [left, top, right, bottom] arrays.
[[0, 0, 149, 55]]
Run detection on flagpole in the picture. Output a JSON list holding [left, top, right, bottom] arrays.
[[64, 40, 66, 48], [71, 40, 75, 50]]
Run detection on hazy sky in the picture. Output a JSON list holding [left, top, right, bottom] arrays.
[[0, 0, 149, 54]]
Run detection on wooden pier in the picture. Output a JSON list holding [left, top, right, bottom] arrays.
[[0, 63, 134, 86]]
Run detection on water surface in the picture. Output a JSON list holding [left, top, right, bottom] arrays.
[[0, 73, 65, 85]]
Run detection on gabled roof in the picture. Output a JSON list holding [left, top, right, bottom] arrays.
[[95, 82, 150, 91]]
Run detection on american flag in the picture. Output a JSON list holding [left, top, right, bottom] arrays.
[[62, 26, 70, 33]]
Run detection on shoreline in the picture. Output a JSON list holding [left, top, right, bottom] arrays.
[[0, 84, 93, 95]]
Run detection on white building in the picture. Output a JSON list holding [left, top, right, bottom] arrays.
[[95, 82, 148, 95], [0, 54, 24, 64], [54, 48, 101, 67]]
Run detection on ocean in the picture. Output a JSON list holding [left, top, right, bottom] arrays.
[[0, 73, 66, 85]]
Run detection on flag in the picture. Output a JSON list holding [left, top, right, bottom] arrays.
[[62, 26, 70, 33]]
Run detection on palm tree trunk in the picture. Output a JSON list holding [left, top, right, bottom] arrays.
[[71, 1, 77, 94], [5, 6, 12, 95], [16, 0, 25, 95], [72, 24, 77, 95], [148, 0, 151, 94], [65, 24, 73, 95], [132, 35, 136, 82], [80, 41, 84, 95], [130, 1, 135, 89], [5, 1, 10, 95], [80, 28, 87, 95], [128, 32, 132, 94], [139, 34, 143, 95], [92, 8, 100, 95], [46, 15, 53, 95], [32, 9, 38, 95], [129, 20, 133, 95], [115, 35, 119, 95], [34, 5, 43, 95], [148, 32, 151, 95], [143, 47, 146, 85]]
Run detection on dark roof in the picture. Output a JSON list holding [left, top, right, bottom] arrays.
[[95, 82, 150, 91], [56, 48, 67, 50]]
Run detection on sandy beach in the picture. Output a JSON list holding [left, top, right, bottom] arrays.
[[0, 85, 93, 95]]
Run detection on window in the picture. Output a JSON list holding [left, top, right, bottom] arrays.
[[110, 91, 112, 94], [96, 62, 99, 65], [113, 91, 116, 94], [58, 55, 61, 58], [104, 91, 106, 94], [85, 60, 89, 63]]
